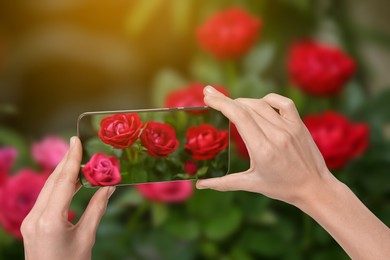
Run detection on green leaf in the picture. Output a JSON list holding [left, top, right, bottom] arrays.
[[340, 81, 366, 115], [130, 168, 148, 183], [90, 114, 106, 133], [196, 166, 208, 178], [199, 241, 219, 259], [151, 203, 168, 227], [239, 228, 284, 257], [115, 187, 144, 206], [151, 68, 187, 107], [187, 189, 234, 217], [190, 55, 224, 85], [203, 206, 243, 241], [243, 42, 275, 76], [84, 137, 122, 158], [237, 75, 276, 98], [164, 216, 200, 240]]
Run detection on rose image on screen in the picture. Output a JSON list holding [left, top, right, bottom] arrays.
[[140, 121, 179, 158], [98, 113, 143, 149], [185, 124, 229, 160], [82, 152, 122, 186]]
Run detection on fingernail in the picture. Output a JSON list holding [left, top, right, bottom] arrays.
[[107, 186, 116, 198], [196, 180, 207, 190], [70, 136, 76, 149], [204, 85, 217, 95]]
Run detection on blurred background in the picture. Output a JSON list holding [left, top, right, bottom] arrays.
[[0, 0, 389, 259]]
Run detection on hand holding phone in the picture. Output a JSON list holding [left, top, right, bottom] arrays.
[[77, 107, 230, 187]]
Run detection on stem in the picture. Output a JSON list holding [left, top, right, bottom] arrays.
[[224, 60, 238, 97], [125, 147, 133, 163], [125, 146, 140, 164]]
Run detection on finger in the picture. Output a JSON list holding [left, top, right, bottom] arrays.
[[235, 98, 284, 126], [45, 137, 83, 217], [77, 186, 115, 238], [29, 140, 73, 215], [203, 86, 266, 146], [262, 93, 300, 121], [196, 171, 254, 192]]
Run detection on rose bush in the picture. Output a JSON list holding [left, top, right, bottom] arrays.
[[99, 113, 143, 149], [197, 7, 261, 59], [165, 83, 229, 112], [304, 112, 369, 169], [82, 152, 122, 186], [288, 40, 356, 96], [31, 136, 69, 172], [185, 124, 229, 160], [0, 147, 17, 185], [136, 181, 193, 203]]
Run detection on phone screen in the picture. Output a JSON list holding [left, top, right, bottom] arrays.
[[77, 107, 230, 187]]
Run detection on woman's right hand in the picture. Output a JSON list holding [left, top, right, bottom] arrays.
[[197, 86, 390, 260], [196, 85, 336, 206]]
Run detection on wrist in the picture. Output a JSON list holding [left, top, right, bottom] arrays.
[[293, 169, 345, 215]]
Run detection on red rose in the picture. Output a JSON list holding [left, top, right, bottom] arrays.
[[82, 153, 121, 186], [185, 124, 229, 160], [165, 83, 229, 113], [0, 169, 45, 239], [184, 160, 198, 176], [288, 40, 356, 96], [230, 123, 249, 160], [136, 181, 193, 203], [0, 147, 17, 186], [98, 113, 143, 149], [197, 7, 261, 59], [304, 112, 369, 169], [140, 122, 179, 158]]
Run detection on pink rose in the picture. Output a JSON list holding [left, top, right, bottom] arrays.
[[0, 169, 45, 239], [82, 153, 121, 186], [0, 147, 17, 186], [32, 136, 69, 171], [136, 181, 193, 203]]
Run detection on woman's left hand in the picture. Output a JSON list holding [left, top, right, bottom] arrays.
[[21, 137, 115, 260]]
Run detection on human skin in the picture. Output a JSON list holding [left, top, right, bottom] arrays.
[[21, 137, 115, 260], [196, 85, 390, 260]]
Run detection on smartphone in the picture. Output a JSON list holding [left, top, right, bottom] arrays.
[[77, 107, 230, 187]]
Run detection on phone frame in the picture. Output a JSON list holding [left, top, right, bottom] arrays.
[[77, 106, 231, 187]]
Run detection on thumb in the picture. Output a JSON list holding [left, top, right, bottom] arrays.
[[77, 186, 115, 238], [196, 171, 252, 192]]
